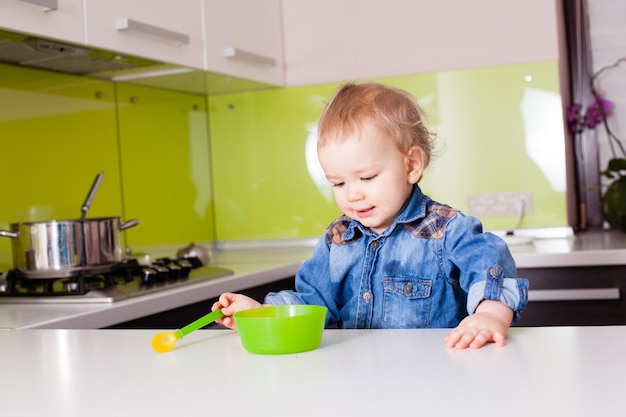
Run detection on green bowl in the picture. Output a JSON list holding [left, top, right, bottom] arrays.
[[233, 305, 328, 354]]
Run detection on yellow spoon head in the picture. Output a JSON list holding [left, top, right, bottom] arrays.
[[151, 331, 182, 353]]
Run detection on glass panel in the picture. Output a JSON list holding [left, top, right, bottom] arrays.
[[209, 61, 568, 240]]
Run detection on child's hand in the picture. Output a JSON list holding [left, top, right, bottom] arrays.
[[444, 300, 514, 349], [211, 293, 264, 330]]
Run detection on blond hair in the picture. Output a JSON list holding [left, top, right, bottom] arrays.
[[317, 81, 435, 168]]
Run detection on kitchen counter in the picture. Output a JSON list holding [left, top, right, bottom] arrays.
[[505, 228, 626, 268], [1, 326, 624, 416], [2, 229, 626, 330], [0, 245, 313, 330]]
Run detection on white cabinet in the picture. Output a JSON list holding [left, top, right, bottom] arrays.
[[0, 0, 85, 44], [83, 0, 204, 69], [281, 0, 564, 86], [203, 0, 284, 85], [6, 1, 562, 89]]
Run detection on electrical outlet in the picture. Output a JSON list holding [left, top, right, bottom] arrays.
[[467, 191, 534, 218]]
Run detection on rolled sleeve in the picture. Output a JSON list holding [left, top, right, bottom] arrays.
[[467, 264, 529, 322]]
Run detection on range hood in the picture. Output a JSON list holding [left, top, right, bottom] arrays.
[[0, 29, 276, 95], [0, 29, 158, 75]]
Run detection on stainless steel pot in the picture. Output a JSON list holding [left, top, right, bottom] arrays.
[[0, 217, 139, 278]]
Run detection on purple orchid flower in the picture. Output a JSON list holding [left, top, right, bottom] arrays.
[[566, 96, 614, 134], [584, 96, 613, 129]]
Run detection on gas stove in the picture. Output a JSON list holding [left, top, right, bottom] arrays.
[[0, 256, 233, 304]]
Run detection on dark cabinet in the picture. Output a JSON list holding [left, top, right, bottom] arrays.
[[514, 265, 626, 326], [107, 276, 296, 329]]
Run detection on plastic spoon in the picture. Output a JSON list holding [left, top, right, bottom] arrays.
[[151, 309, 225, 353]]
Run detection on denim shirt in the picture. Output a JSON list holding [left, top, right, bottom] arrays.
[[265, 185, 529, 329]]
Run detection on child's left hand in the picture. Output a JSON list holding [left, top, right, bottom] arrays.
[[443, 300, 514, 349]]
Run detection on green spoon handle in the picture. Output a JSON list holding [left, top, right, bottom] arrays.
[[178, 309, 226, 337]]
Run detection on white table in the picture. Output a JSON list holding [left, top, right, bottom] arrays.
[[1, 326, 623, 416]]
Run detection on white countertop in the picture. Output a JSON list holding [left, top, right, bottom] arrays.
[[1, 326, 623, 417], [0, 246, 312, 330], [2, 229, 626, 330], [507, 228, 626, 268]]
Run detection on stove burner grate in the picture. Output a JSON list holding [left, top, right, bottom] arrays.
[[0, 257, 200, 297]]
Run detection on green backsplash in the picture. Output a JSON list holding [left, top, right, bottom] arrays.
[[0, 64, 215, 267], [114, 83, 215, 247], [0, 59, 568, 267], [208, 84, 341, 240], [0, 65, 120, 265], [209, 60, 568, 240]]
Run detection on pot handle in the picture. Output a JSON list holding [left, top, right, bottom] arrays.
[[81, 171, 105, 220], [0, 230, 18, 238], [120, 219, 140, 231]]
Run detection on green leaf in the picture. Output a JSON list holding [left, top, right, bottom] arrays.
[[602, 177, 626, 231], [606, 158, 626, 173], [602, 170, 616, 179]]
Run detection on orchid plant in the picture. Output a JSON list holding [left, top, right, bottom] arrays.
[[566, 57, 626, 231]]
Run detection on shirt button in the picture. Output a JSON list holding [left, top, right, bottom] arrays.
[[490, 267, 500, 277], [403, 283, 413, 293], [371, 241, 379, 249], [362, 292, 371, 302]]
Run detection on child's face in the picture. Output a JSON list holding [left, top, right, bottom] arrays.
[[318, 122, 423, 234]]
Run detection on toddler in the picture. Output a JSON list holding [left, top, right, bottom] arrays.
[[213, 81, 529, 349]]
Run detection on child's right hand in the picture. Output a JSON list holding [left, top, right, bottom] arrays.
[[211, 292, 264, 330]]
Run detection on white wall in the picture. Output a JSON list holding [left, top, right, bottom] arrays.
[[588, 0, 626, 169]]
